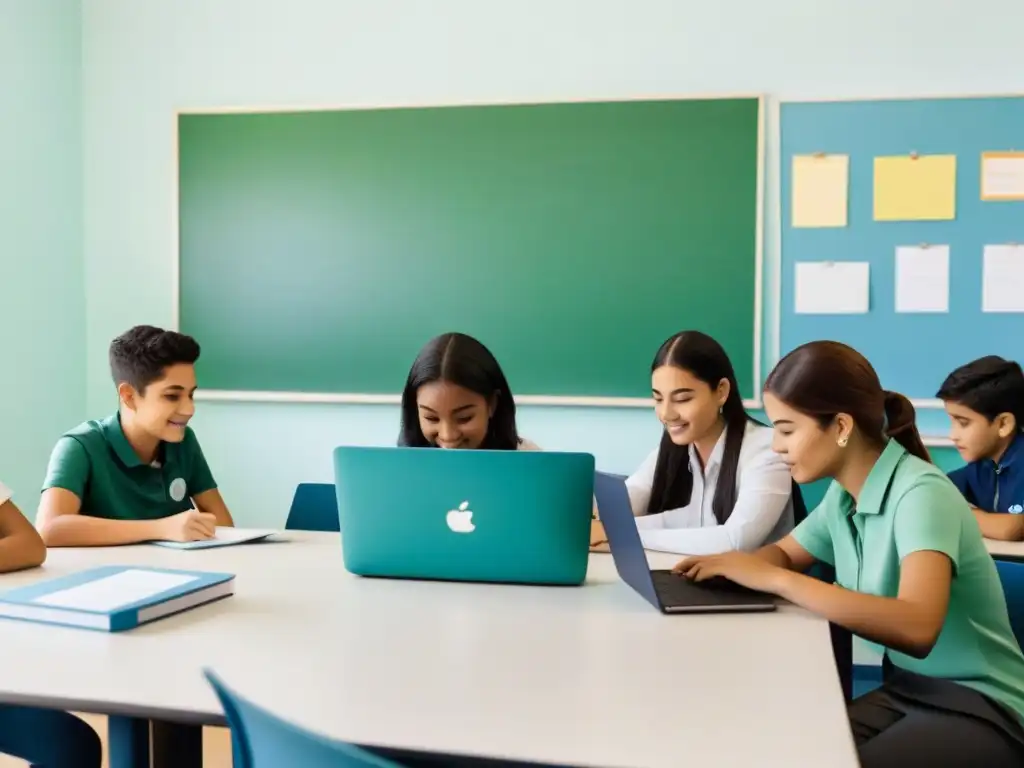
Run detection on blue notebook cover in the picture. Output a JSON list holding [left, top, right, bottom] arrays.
[[0, 565, 235, 632]]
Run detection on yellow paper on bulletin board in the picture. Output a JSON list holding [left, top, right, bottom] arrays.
[[792, 155, 849, 227], [873, 155, 956, 221]]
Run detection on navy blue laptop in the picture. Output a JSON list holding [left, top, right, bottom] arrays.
[[594, 471, 776, 614]]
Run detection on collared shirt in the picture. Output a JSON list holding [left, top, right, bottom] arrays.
[[625, 421, 795, 555], [42, 413, 217, 520], [793, 439, 1024, 724], [948, 432, 1024, 514]]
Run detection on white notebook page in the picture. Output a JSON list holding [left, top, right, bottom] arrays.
[[33, 570, 199, 612]]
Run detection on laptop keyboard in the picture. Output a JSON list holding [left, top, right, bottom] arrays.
[[650, 570, 765, 606]]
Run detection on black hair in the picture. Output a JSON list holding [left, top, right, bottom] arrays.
[[398, 333, 520, 450], [646, 331, 754, 523], [936, 356, 1024, 433], [109, 325, 201, 394]]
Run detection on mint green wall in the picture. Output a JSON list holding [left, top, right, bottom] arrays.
[[78, 0, 1024, 527], [0, 0, 83, 515]]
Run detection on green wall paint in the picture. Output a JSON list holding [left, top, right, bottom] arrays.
[[0, 0, 83, 515]]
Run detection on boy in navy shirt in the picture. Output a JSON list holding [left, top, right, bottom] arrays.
[[937, 356, 1024, 541]]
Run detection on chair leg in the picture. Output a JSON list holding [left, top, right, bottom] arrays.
[[107, 715, 149, 768], [151, 720, 203, 768]]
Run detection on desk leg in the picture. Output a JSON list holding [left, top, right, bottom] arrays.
[[830, 621, 853, 703], [151, 720, 203, 768], [107, 715, 149, 768]]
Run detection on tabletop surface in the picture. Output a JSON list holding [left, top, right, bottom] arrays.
[[0, 532, 858, 768], [986, 538, 1024, 559]]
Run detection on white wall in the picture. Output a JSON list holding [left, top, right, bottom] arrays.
[[0, 0, 83, 511], [82, 0, 1024, 526]]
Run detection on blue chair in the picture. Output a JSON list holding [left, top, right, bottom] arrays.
[[285, 483, 340, 532], [204, 669, 400, 767], [995, 558, 1024, 647]]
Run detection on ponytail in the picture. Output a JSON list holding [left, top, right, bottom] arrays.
[[882, 391, 930, 462]]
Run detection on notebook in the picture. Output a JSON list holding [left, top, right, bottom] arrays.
[[334, 446, 594, 585], [150, 527, 277, 550], [0, 566, 235, 631]]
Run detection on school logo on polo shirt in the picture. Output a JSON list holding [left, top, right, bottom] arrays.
[[169, 477, 188, 502], [1010, 504, 1024, 515]]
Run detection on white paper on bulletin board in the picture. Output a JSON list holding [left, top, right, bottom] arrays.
[[795, 262, 870, 314], [983, 245, 1024, 312], [895, 245, 949, 313]]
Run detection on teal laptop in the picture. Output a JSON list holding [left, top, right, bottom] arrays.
[[333, 446, 594, 586]]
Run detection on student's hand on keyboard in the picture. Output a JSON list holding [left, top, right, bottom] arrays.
[[672, 551, 786, 594], [155, 509, 217, 543]]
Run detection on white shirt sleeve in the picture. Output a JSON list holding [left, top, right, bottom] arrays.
[[637, 431, 793, 556], [625, 448, 658, 516], [0, 481, 12, 507], [517, 438, 542, 451]]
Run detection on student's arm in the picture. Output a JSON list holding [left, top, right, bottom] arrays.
[[186, 429, 234, 527], [970, 510, 1024, 541], [637, 446, 793, 556], [678, 480, 957, 659], [37, 438, 214, 546], [192, 489, 233, 527], [38, 488, 214, 546], [0, 484, 46, 572]]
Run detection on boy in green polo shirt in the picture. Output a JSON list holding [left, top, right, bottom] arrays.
[[37, 325, 234, 547]]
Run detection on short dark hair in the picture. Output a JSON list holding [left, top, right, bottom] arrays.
[[646, 330, 754, 523], [765, 341, 930, 462], [398, 333, 520, 450], [109, 325, 201, 394], [937, 356, 1024, 430]]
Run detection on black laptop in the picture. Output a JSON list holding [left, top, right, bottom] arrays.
[[594, 471, 776, 614]]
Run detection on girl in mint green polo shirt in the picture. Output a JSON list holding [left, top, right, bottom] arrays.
[[676, 341, 1024, 767]]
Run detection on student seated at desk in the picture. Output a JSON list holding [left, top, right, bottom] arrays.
[[399, 332, 540, 451], [0, 480, 101, 767], [590, 330, 794, 555], [937, 356, 1024, 542], [36, 325, 234, 547], [678, 341, 1024, 768]]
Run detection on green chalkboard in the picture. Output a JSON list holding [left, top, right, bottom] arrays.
[[177, 98, 762, 401]]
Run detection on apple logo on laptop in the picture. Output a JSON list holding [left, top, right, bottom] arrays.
[[447, 501, 475, 533]]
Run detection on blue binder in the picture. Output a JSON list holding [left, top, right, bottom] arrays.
[[0, 565, 235, 632]]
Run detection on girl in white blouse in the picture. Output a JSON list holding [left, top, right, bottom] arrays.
[[591, 331, 796, 555]]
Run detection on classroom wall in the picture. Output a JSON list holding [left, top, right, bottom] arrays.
[[80, 0, 1024, 526], [0, 0, 83, 509]]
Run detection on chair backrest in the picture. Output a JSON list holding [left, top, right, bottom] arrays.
[[204, 669, 400, 768], [285, 483, 340, 532], [995, 559, 1024, 648]]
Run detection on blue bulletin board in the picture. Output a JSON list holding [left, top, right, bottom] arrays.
[[780, 96, 1024, 405]]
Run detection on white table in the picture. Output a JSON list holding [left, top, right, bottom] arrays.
[[987, 539, 1024, 560], [0, 532, 858, 768]]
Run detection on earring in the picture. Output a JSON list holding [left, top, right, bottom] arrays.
[[837, 435, 849, 448]]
